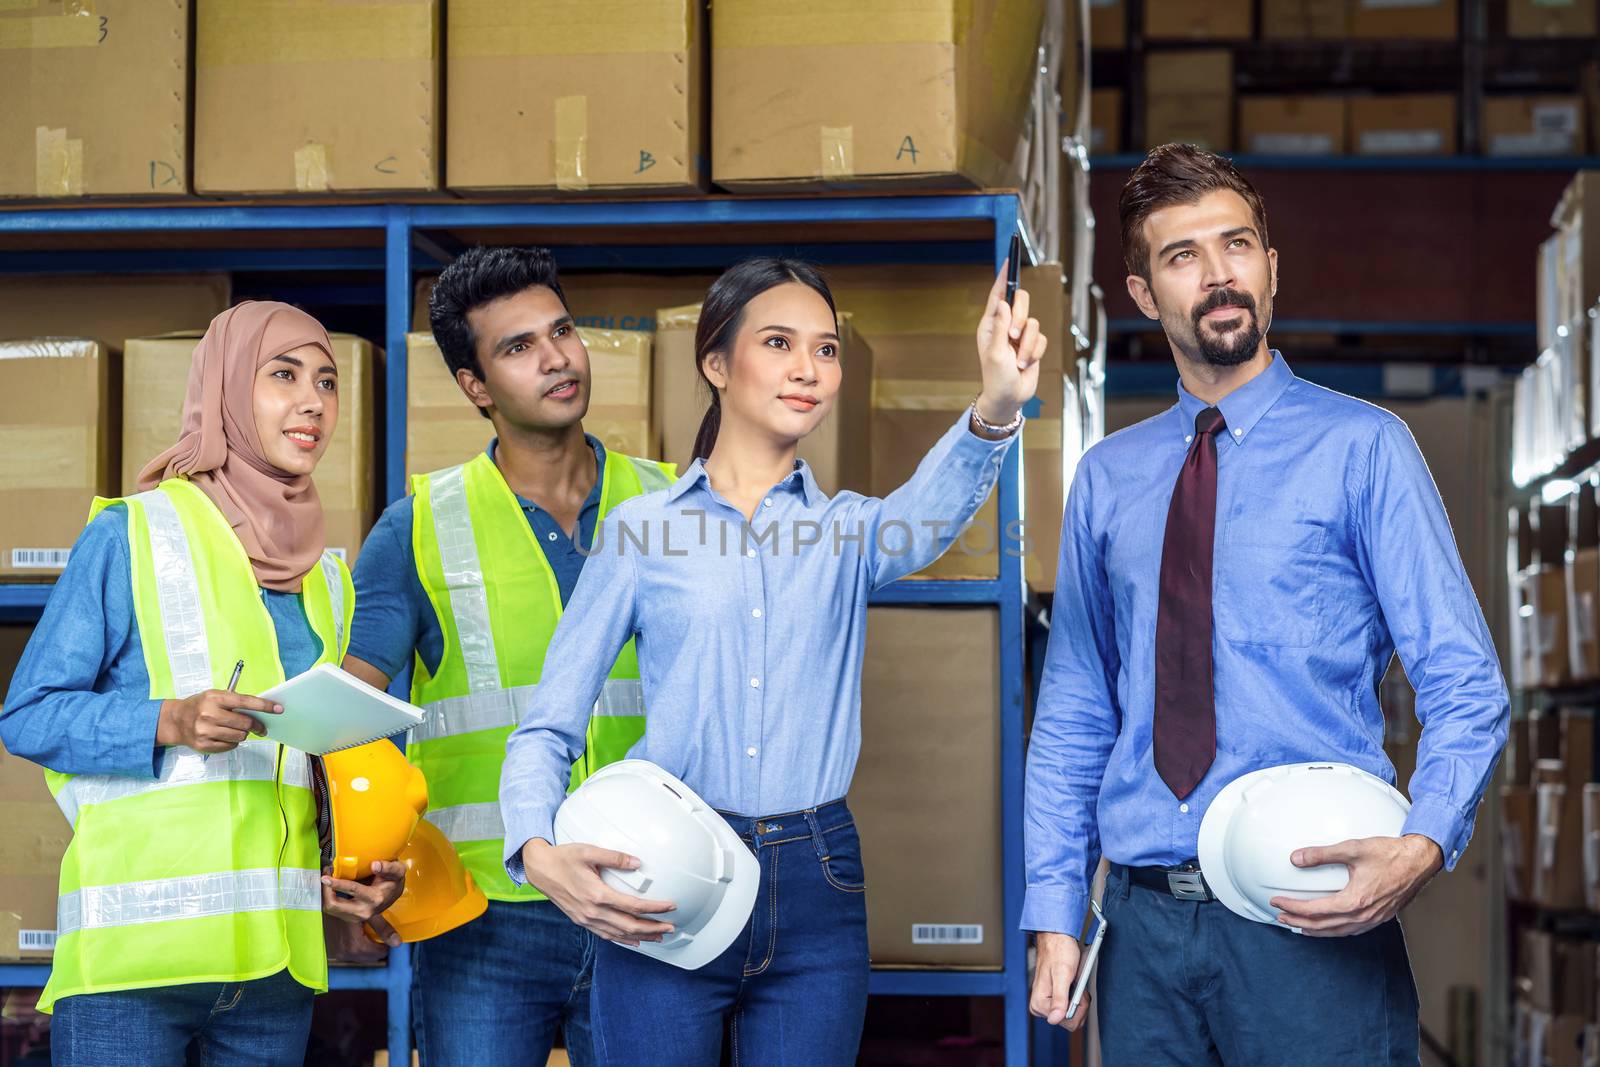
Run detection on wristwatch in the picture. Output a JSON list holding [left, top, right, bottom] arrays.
[[968, 400, 1025, 437]]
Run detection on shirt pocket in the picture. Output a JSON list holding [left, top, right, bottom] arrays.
[[1212, 515, 1329, 649]]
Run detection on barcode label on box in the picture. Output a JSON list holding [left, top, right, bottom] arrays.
[[10, 548, 70, 570], [19, 929, 56, 952], [1359, 130, 1444, 155], [1250, 133, 1335, 156], [912, 924, 984, 945]]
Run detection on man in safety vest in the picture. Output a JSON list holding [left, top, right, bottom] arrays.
[[343, 246, 673, 1067]]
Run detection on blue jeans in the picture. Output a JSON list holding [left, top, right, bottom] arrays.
[[589, 798, 870, 1067], [49, 968, 312, 1066], [411, 898, 594, 1067], [1098, 864, 1420, 1066]]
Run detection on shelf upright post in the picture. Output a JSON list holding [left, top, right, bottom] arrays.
[[385, 204, 414, 507]]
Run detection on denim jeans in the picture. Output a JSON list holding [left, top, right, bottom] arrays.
[[49, 967, 312, 1066], [411, 898, 594, 1067], [1097, 863, 1420, 1066], [589, 798, 870, 1067]]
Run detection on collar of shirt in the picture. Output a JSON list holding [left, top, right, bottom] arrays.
[[664, 455, 826, 509], [485, 433, 607, 517], [1174, 349, 1294, 446]]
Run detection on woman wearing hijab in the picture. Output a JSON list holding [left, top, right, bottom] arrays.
[[0, 302, 404, 1066]]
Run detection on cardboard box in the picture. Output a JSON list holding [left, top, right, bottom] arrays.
[[832, 264, 1066, 581], [1509, 0, 1597, 38], [1089, 89, 1122, 155], [1483, 96, 1584, 157], [195, 0, 440, 195], [1569, 547, 1599, 681], [1553, 173, 1600, 331], [1239, 96, 1348, 156], [2, 1, 188, 199], [0, 625, 68, 961], [711, 0, 1045, 191], [1144, 0, 1251, 39], [1585, 783, 1600, 911], [1349, 0, 1458, 38], [0, 275, 232, 362], [853, 607, 1001, 967], [445, 0, 704, 194], [0, 341, 116, 579], [1537, 764, 1586, 910], [650, 304, 874, 493], [1541, 566, 1576, 688], [1349, 94, 1458, 156], [1526, 928, 1595, 1015], [413, 273, 719, 335], [1261, 0, 1351, 37], [1089, 0, 1124, 48], [407, 326, 656, 480], [1145, 51, 1234, 152], [1508, 717, 1533, 786], [123, 333, 378, 563], [1551, 1013, 1588, 1067], [1503, 784, 1536, 902], [1542, 235, 1563, 354], [1021, 266, 1068, 593]]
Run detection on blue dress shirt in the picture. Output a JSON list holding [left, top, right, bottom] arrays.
[[500, 412, 1017, 881], [1, 507, 325, 777], [1022, 353, 1509, 936], [346, 435, 607, 680]]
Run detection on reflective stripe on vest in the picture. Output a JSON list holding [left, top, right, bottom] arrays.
[[427, 802, 503, 846], [409, 677, 646, 746], [144, 487, 212, 697], [427, 462, 499, 694], [57, 867, 322, 936], [55, 740, 309, 830]]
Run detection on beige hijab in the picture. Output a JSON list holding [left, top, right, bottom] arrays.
[[138, 301, 334, 592]]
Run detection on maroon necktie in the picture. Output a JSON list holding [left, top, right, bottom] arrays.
[[1153, 406, 1225, 800]]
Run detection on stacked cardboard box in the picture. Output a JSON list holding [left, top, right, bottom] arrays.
[[1349, 95, 1458, 156], [1089, 89, 1122, 155], [124, 334, 379, 563], [1143, 0, 1251, 39], [1088, 0, 1124, 49], [1555, 175, 1600, 344], [1238, 97, 1348, 156], [412, 273, 719, 337], [1533, 712, 1594, 910], [0, 341, 116, 580], [406, 327, 657, 481], [0, 626, 67, 962], [0, 275, 232, 362], [1145, 51, 1234, 152], [711, 0, 1045, 191], [1508, 0, 1597, 38], [1260, 0, 1350, 38], [650, 304, 874, 494], [1483, 97, 1585, 157], [445, 0, 704, 195], [1349, 0, 1458, 38], [195, 0, 440, 195], [854, 607, 1001, 967], [1503, 781, 1535, 903], [2, 0, 189, 199]]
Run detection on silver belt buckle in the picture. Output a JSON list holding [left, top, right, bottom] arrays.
[[1166, 868, 1209, 901]]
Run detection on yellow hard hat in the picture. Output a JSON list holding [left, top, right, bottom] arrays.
[[371, 817, 488, 943], [319, 740, 429, 882]]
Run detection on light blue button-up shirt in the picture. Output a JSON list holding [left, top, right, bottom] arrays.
[[500, 412, 1017, 881], [1022, 353, 1508, 936]]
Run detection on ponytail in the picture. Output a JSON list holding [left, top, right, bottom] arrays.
[[692, 393, 721, 462]]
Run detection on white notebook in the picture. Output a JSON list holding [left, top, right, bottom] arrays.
[[258, 663, 425, 755]]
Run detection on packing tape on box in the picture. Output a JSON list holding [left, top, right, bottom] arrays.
[[716, 0, 962, 48], [294, 143, 331, 192], [555, 95, 589, 192], [656, 304, 703, 330], [821, 126, 855, 179], [449, 0, 690, 56], [872, 377, 977, 412], [0, 6, 100, 48], [198, 1, 434, 67], [35, 126, 83, 196]]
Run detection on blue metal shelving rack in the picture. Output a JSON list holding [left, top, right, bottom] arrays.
[[0, 192, 1041, 1066]]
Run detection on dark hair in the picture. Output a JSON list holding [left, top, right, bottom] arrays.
[[1119, 143, 1269, 283], [428, 246, 569, 419], [691, 257, 838, 461]]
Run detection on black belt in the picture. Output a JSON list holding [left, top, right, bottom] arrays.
[[1114, 862, 1217, 903]]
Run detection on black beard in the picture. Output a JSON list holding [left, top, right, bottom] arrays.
[[1190, 288, 1262, 367]]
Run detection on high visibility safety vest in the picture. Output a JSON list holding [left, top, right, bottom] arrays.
[[409, 449, 674, 902], [38, 478, 353, 1013]]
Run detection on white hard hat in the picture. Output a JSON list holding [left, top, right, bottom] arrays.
[[1197, 762, 1410, 931], [554, 759, 759, 970]]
